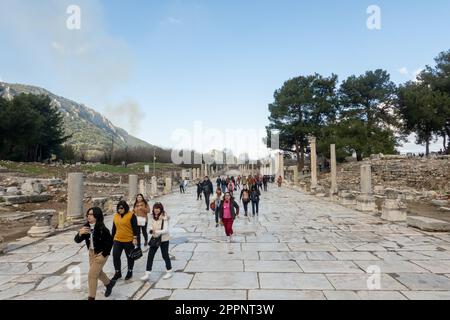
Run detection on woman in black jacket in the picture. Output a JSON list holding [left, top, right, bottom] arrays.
[[74, 207, 116, 300]]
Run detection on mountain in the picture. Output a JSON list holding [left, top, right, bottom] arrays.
[[0, 82, 153, 158]]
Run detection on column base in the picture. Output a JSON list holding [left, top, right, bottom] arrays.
[[27, 226, 55, 238], [381, 200, 407, 222], [356, 195, 376, 212]]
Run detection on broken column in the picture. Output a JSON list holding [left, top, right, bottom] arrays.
[[28, 210, 56, 238], [151, 176, 158, 196], [330, 144, 338, 195], [356, 164, 376, 212], [67, 173, 84, 221], [339, 190, 357, 207], [309, 136, 318, 191], [164, 177, 172, 194], [58, 211, 69, 230], [381, 189, 407, 222], [139, 179, 146, 197], [128, 175, 138, 200]]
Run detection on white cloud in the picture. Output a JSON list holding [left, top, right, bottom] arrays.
[[398, 67, 409, 76], [413, 68, 424, 82]]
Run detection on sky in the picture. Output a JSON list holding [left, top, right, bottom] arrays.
[[1, 0, 449, 157]]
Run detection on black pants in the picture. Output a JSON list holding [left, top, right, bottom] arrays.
[[263, 183, 268, 191], [242, 201, 249, 215], [252, 200, 259, 216], [113, 241, 134, 272], [204, 192, 211, 210], [197, 191, 202, 200], [146, 241, 172, 272], [137, 223, 148, 248], [180, 186, 185, 193], [215, 207, 220, 224]]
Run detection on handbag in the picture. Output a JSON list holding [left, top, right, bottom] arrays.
[[149, 219, 164, 249], [129, 247, 143, 261]]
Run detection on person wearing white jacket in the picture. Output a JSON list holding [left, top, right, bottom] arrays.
[[140, 202, 172, 281]]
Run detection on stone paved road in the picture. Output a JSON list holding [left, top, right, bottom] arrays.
[[2, 184, 450, 300]]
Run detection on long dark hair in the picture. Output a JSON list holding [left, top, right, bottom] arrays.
[[152, 202, 166, 220], [133, 193, 148, 209], [86, 207, 105, 228], [116, 200, 130, 214]]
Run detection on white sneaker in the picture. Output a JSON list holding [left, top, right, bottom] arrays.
[[163, 270, 173, 280], [140, 271, 151, 281]]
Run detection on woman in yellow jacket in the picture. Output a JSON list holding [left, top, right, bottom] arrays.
[[111, 200, 138, 281]]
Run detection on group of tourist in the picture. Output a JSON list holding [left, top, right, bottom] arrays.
[[75, 172, 279, 300], [74, 194, 173, 300]]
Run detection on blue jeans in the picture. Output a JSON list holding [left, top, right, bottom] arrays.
[[251, 200, 259, 216]]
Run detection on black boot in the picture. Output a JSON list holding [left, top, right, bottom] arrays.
[[111, 271, 122, 281], [105, 279, 116, 297], [88, 297, 95, 300], [125, 270, 133, 280]]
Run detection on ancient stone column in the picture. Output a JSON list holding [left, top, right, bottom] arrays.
[[151, 176, 158, 196], [58, 211, 69, 229], [309, 137, 318, 190], [128, 175, 138, 200], [330, 144, 338, 195], [164, 177, 172, 194], [356, 164, 376, 212], [67, 173, 84, 220], [292, 166, 298, 186], [381, 189, 407, 222], [28, 210, 56, 238], [139, 179, 146, 197], [277, 152, 284, 179]]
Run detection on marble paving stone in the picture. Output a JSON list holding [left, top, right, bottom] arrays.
[[306, 252, 337, 261], [331, 252, 379, 261], [259, 251, 308, 261], [241, 243, 290, 252], [0, 253, 47, 263], [288, 244, 337, 252], [401, 291, 450, 300], [194, 243, 241, 252], [136, 285, 171, 300], [171, 243, 197, 252], [185, 260, 243, 272], [190, 272, 259, 290], [0, 263, 30, 275], [393, 273, 450, 290], [259, 273, 333, 290], [323, 291, 360, 300], [356, 291, 407, 300], [411, 260, 450, 274], [326, 274, 407, 291], [191, 251, 259, 261], [248, 290, 325, 300], [171, 290, 247, 300], [354, 260, 429, 273], [244, 260, 302, 273], [27, 262, 73, 275], [0, 283, 35, 300], [155, 273, 194, 289], [0, 276, 17, 286], [297, 261, 364, 274]]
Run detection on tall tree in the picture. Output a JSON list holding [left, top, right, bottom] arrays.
[[266, 74, 339, 170], [397, 82, 449, 155], [339, 69, 400, 160], [419, 50, 450, 153], [0, 94, 69, 162]]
